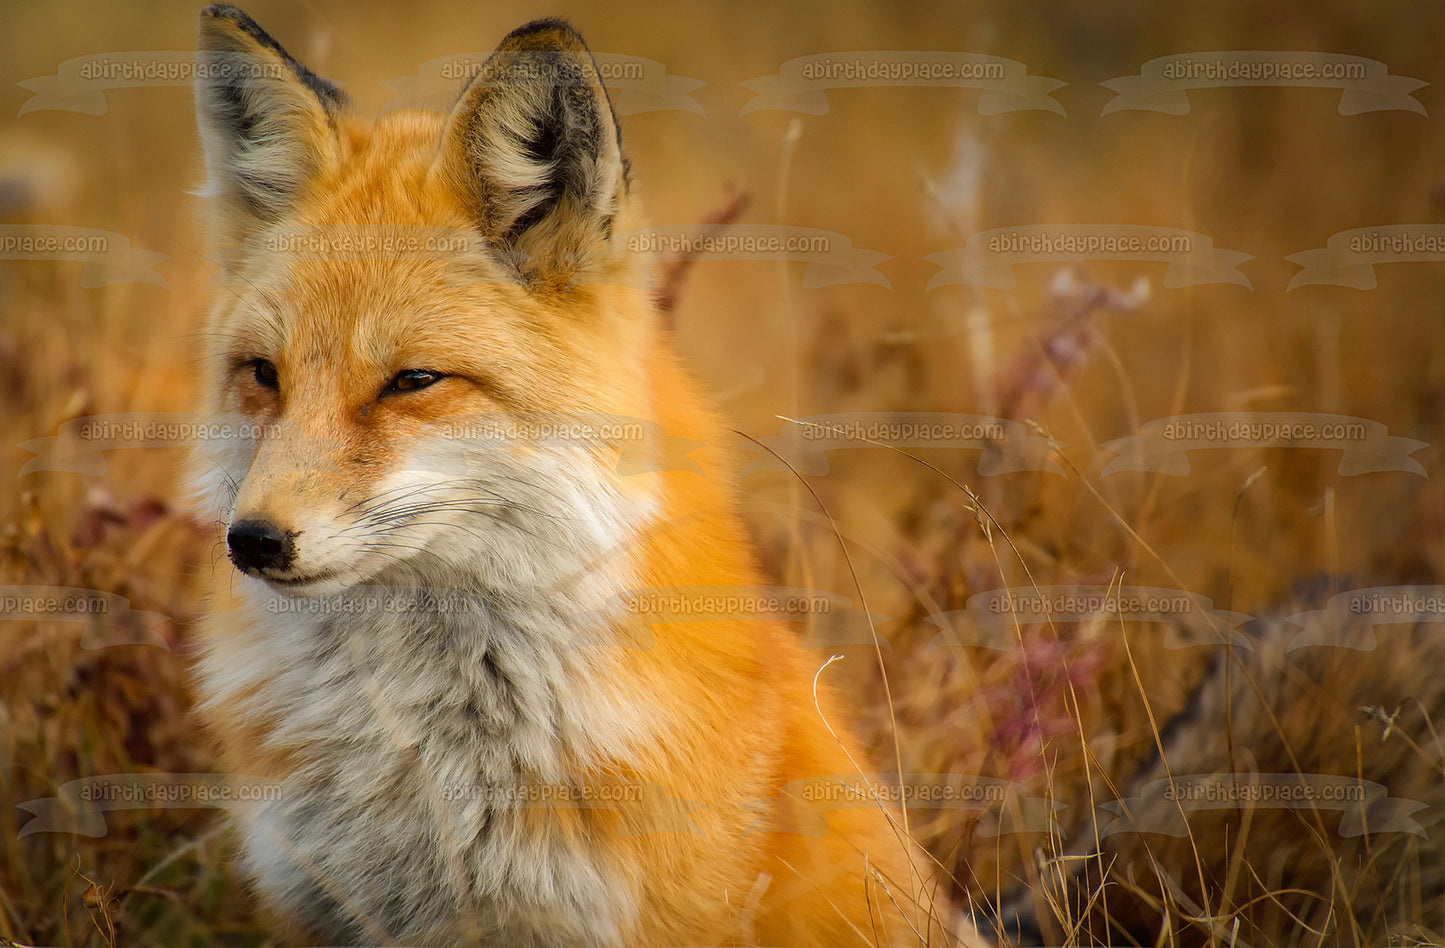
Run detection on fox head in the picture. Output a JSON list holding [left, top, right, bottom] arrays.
[[191, 5, 666, 598]]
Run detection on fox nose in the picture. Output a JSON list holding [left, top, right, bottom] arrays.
[[227, 518, 295, 573]]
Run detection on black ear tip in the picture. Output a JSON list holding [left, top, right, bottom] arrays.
[[195, 4, 349, 110], [502, 17, 591, 50], [198, 5, 269, 45], [198, 4, 279, 52], [200, 4, 250, 23]]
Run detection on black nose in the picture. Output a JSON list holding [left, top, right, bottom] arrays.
[[227, 518, 294, 572]]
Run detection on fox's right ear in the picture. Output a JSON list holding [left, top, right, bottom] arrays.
[[194, 5, 346, 243], [434, 19, 628, 288]]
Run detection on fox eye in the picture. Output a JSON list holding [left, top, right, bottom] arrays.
[[251, 359, 279, 390], [385, 369, 443, 395]]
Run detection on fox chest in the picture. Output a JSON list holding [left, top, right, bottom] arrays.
[[205, 603, 636, 945]]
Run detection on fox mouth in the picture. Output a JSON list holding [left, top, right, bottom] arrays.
[[256, 569, 341, 590]]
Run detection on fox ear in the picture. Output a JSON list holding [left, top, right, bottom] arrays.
[[194, 5, 347, 242], [435, 19, 628, 285]]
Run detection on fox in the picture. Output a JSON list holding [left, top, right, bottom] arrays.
[[188, 5, 978, 946]]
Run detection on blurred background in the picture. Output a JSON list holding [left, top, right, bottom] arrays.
[[3, 0, 1444, 944]]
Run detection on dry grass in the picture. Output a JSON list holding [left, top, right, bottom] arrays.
[[3, 0, 1445, 944]]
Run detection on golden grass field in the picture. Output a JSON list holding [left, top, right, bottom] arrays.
[[3, 0, 1445, 944]]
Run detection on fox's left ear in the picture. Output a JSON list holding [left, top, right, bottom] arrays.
[[194, 5, 347, 244], [434, 19, 629, 286]]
